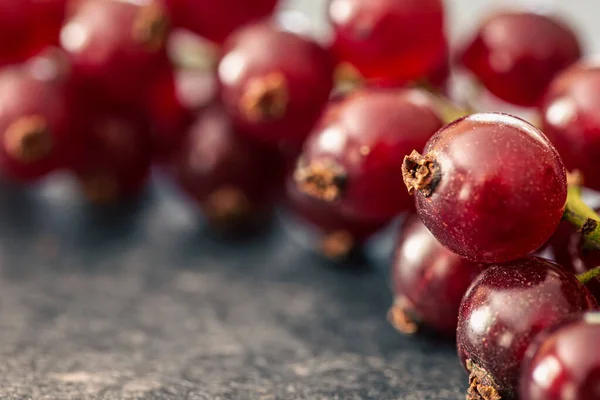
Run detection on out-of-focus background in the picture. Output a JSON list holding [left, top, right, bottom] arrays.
[[289, 0, 600, 51]]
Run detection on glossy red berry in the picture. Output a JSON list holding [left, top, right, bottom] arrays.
[[460, 11, 582, 107], [457, 257, 598, 400], [162, 0, 278, 44], [540, 63, 600, 191], [0, 53, 73, 182], [403, 113, 567, 263], [389, 215, 485, 336], [328, 0, 446, 82], [168, 102, 283, 229], [218, 22, 334, 148], [70, 106, 152, 203], [60, 0, 171, 106], [285, 178, 386, 260], [0, 0, 66, 66], [295, 88, 443, 225], [520, 312, 600, 400]]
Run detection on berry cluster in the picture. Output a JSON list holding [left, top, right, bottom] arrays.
[[6, 0, 600, 398]]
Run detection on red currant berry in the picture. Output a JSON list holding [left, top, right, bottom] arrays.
[[389, 215, 485, 336], [328, 0, 446, 82], [162, 0, 278, 44], [168, 102, 283, 229], [540, 62, 600, 191], [0, 54, 73, 182], [294, 88, 443, 224], [0, 0, 66, 66], [218, 22, 334, 147], [403, 113, 567, 263], [60, 0, 171, 106], [546, 216, 600, 302], [144, 62, 193, 160], [460, 11, 581, 107], [70, 106, 152, 204], [285, 177, 386, 260], [457, 257, 598, 399], [520, 312, 600, 400]]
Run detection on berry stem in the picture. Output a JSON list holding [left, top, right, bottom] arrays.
[[578, 266, 600, 285], [563, 173, 600, 249]]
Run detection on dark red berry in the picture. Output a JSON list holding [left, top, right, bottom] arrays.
[[403, 113, 567, 263], [457, 257, 598, 400], [70, 106, 152, 203], [144, 62, 193, 160], [0, 0, 66, 66], [389, 215, 485, 336], [168, 102, 283, 229], [294, 88, 443, 225], [540, 62, 600, 191], [328, 0, 446, 82], [0, 53, 73, 182], [60, 0, 171, 106], [162, 0, 278, 44], [460, 11, 581, 107], [218, 22, 334, 147], [285, 177, 386, 260], [520, 312, 600, 400], [546, 215, 600, 302]]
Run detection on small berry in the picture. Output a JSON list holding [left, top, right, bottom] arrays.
[[0, 0, 66, 66], [390, 215, 485, 336], [286, 178, 386, 260], [162, 0, 278, 44], [457, 257, 598, 399], [168, 102, 283, 229], [144, 61, 193, 160], [295, 88, 443, 224], [218, 22, 334, 147], [328, 0, 446, 82], [60, 0, 171, 106], [403, 113, 567, 263], [541, 62, 600, 191], [520, 312, 600, 400], [70, 106, 152, 203], [460, 11, 581, 107], [0, 54, 72, 181]]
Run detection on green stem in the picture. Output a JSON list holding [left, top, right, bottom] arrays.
[[578, 266, 600, 285], [563, 181, 600, 249]]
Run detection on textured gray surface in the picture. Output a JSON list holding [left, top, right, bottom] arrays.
[[0, 177, 464, 399]]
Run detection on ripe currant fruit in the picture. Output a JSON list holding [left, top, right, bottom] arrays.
[[0, 0, 66, 66], [541, 62, 600, 191], [144, 61, 193, 161], [168, 102, 284, 230], [162, 0, 278, 44], [70, 105, 153, 204], [520, 312, 600, 400], [460, 11, 582, 107], [328, 0, 446, 82], [60, 0, 171, 106], [457, 257, 598, 400], [389, 215, 485, 336], [218, 21, 334, 148], [294, 88, 443, 224], [0, 53, 73, 181], [285, 178, 386, 260], [403, 113, 567, 263], [546, 215, 600, 302]]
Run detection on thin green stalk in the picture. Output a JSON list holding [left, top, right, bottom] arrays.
[[563, 181, 600, 249]]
